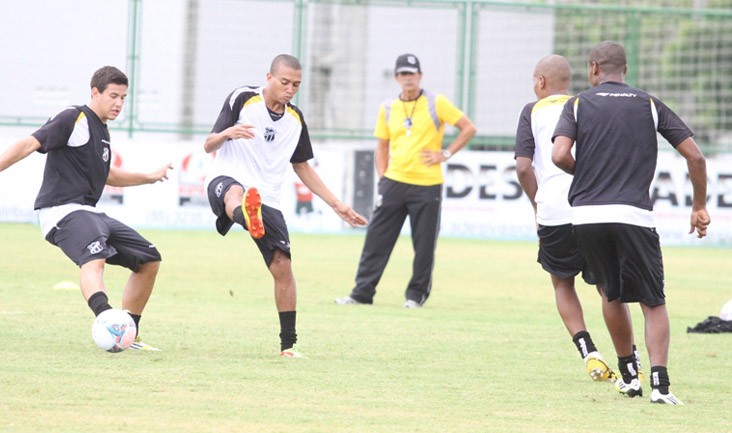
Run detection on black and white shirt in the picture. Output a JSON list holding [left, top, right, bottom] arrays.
[[515, 94, 573, 226], [32, 105, 112, 236], [205, 86, 313, 210], [552, 81, 693, 227]]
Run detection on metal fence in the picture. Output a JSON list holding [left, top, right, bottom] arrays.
[[1, 0, 731, 151]]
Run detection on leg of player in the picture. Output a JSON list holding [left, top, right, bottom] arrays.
[[81, 258, 111, 316], [553, 274, 616, 382], [121, 260, 159, 315], [597, 287, 644, 380], [121, 260, 161, 351], [639, 302, 680, 404], [600, 289, 643, 397], [269, 249, 304, 358], [552, 275, 586, 335], [223, 184, 247, 226]]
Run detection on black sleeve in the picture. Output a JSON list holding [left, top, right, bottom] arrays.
[[211, 90, 241, 134], [514, 102, 535, 159], [31, 107, 80, 154], [290, 108, 314, 163], [654, 98, 693, 148], [552, 96, 578, 143]]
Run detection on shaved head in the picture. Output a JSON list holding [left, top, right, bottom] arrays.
[[270, 54, 302, 75], [588, 41, 627, 75], [534, 54, 571, 89]]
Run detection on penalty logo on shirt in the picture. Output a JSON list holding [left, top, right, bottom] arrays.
[[264, 127, 277, 142]]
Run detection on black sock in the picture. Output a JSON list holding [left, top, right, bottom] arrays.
[[87, 291, 112, 317], [633, 344, 643, 371], [650, 366, 670, 394], [129, 313, 141, 337], [572, 331, 598, 359], [233, 206, 246, 227], [618, 355, 639, 383], [278, 311, 297, 351]]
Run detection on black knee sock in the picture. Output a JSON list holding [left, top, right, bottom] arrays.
[[278, 311, 297, 351], [572, 331, 598, 359], [618, 355, 639, 383], [233, 206, 246, 227], [633, 344, 643, 371], [650, 366, 670, 394], [87, 291, 112, 317], [129, 313, 141, 337]]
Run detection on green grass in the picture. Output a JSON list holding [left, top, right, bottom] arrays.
[[1, 222, 731, 432]]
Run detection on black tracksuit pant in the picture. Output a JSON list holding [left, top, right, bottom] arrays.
[[350, 177, 442, 305]]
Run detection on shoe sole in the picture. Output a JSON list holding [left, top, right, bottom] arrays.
[[586, 359, 616, 382], [243, 188, 265, 239]]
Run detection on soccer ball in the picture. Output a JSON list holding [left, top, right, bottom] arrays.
[[721, 300, 732, 322], [92, 309, 137, 352]]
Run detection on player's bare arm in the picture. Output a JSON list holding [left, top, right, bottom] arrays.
[[515, 156, 538, 213], [0, 136, 41, 172], [552, 135, 575, 174], [106, 163, 173, 187], [374, 138, 390, 178], [292, 161, 368, 227], [419, 115, 476, 166], [676, 136, 710, 238], [203, 124, 256, 153]]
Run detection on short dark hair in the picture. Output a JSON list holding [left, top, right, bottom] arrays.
[[90, 66, 128, 93], [270, 54, 302, 75], [588, 41, 627, 75]]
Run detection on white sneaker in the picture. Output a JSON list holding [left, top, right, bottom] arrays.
[[334, 296, 366, 305], [280, 345, 307, 358], [615, 377, 642, 398], [403, 300, 421, 308], [129, 337, 160, 351], [651, 389, 683, 405]]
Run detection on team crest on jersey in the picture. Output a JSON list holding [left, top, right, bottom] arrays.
[[87, 241, 103, 255], [102, 147, 110, 163], [215, 182, 224, 197], [264, 127, 277, 142]]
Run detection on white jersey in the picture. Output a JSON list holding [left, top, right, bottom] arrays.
[[514, 94, 573, 226], [204, 86, 313, 210]]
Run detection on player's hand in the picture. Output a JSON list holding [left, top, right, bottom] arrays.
[[689, 208, 710, 238], [227, 124, 256, 140], [150, 163, 174, 183], [419, 149, 446, 167], [333, 201, 368, 227]]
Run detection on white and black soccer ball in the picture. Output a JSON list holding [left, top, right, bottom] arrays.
[[721, 299, 732, 322], [92, 309, 137, 352]]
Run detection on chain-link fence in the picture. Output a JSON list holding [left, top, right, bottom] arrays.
[[1, 0, 731, 151]]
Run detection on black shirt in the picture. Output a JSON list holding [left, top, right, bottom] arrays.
[[32, 105, 112, 209], [552, 82, 692, 211]]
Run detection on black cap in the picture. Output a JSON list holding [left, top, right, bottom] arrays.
[[394, 54, 421, 74]]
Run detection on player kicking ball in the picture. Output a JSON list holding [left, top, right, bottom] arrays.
[[0, 66, 172, 351], [203, 54, 367, 358]]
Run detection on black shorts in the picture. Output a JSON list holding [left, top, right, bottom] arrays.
[[574, 223, 665, 306], [45, 210, 161, 271], [537, 224, 595, 284], [207, 175, 291, 267]]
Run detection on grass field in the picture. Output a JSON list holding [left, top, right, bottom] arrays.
[[1, 222, 731, 433]]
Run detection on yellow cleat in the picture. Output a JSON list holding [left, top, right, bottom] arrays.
[[585, 352, 617, 382]]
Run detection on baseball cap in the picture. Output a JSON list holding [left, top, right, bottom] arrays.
[[394, 54, 421, 74]]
